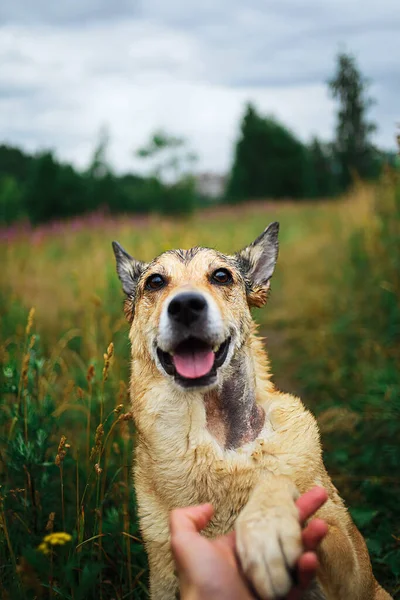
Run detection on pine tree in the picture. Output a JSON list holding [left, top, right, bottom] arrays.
[[329, 53, 379, 189], [227, 104, 313, 202]]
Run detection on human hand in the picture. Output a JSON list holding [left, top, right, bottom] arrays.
[[170, 486, 328, 600]]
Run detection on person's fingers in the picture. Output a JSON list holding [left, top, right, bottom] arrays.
[[286, 552, 320, 600], [297, 552, 319, 586], [296, 486, 328, 524], [302, 518, 329, 551], [169, 503, 214, 537], [214, 530, 237, 553]]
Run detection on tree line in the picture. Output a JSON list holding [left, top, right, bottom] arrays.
[[0, 52, 397, 226], [0, 129, 199, 225], [226, 52, 392, 201]]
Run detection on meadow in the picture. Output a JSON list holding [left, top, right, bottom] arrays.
[[1, 174, 399, 598]]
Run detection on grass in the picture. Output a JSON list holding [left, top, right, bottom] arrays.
[[1, 179, 399, 598]]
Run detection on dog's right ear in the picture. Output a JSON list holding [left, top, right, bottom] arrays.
[[112, 241, 147, 297]]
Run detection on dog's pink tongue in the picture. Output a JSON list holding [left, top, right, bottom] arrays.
[[173, 349, 214, 379]]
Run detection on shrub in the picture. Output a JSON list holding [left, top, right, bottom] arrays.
[[0, 176, 26, 225]]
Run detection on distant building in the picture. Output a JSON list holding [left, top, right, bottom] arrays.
[[195, 173, 227, 199]]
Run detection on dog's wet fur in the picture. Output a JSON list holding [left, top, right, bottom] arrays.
[[204, 353, 265, 449], [112, 223, 391, 600]]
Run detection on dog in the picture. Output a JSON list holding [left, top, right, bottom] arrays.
[[112, 222, 392, 600]]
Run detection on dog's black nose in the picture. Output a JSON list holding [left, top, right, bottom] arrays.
[[168, 292, 207, 327]]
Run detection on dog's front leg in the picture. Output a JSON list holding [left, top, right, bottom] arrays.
[[146, 539, 179, 600], [235, 474, 302, 600], [315, 505, 393, 600]]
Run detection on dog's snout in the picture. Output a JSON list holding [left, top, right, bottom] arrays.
[[168, 292, 207, 327]]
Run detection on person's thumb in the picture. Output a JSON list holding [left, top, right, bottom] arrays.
[[170, 503, 214, 537]]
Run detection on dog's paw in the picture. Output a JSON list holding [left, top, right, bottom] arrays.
[[235, 505, 302, 599]]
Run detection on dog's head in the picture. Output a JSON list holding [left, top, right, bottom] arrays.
[[112, 222, 279, 390]]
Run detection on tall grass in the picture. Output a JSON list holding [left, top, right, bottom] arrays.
[[0, 308, 146, 599], [293, 172, 400, 593], [0, 183, 399, 598]]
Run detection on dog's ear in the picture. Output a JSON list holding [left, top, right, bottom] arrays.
[[236, 222, 279, 307], [112, 241, 147, 297]]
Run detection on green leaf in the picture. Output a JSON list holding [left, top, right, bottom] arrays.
[[366, 537, 383, 558], [350, 507, 378, 528]]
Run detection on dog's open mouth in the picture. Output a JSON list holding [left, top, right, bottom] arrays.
[[157, 337, 231, 387]]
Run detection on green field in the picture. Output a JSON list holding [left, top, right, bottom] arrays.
[[1, 178, 399, 598]]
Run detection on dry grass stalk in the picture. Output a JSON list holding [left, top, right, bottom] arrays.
[[21, 353, 30, 391], [90, 424, 104, 461], [21, 335, 36, 441], [86, 364, 95, 383], [55, 435, 69, 467], [46, 511, 56, 532], [117, 380, 127, 405], [99, 341, 114, 425], [0, 491, 18, 587], [55, 435, 70, 531], [25, 308, 35, 336], [86, 364, 95, 463], [17, 308, 36, 442], [102, 342, 114, 382], [63, 379, 75, 404]]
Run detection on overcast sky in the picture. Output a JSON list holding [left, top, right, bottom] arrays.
[[1, 1, 399, 174]]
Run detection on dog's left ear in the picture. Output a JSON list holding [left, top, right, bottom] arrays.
[[112, 241, 147, 296], [236, 222, 279, 307]]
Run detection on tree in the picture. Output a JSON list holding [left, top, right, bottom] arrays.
[[0, 144, 34, 183], [24, 152, 88, 223], [308, 137, 339, 198], [329, 52, 379, 190], [135, 130, 198, 214], [227, 104, 314, 201], [87, 126, 111, 180], [85, 127, 121, 212], [0, 176, 25, 225], [136, 129, 197, 182]]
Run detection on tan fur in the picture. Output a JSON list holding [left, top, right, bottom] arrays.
[[118, 248, 391, 600]]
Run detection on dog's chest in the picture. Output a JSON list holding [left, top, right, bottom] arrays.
[[138, 414, 278, 521]]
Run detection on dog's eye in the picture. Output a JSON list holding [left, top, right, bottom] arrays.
[[211, 269, 233, 285], [145, 274, 166, 291]]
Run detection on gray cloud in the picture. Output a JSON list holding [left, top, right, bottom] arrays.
[[0, 0, 139, 26], [0, 0, 398, 175]]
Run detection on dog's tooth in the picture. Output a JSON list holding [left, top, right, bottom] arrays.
[[213, 344, 220, 352]]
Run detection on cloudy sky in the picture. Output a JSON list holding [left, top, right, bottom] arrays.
[[1, 1, 399, 174]]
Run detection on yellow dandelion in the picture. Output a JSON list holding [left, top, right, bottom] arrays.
[[37, 542, 50, 555], [42, 531, 72, 547]]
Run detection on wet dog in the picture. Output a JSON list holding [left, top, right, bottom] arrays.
[[112, 223, 391, 599]]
